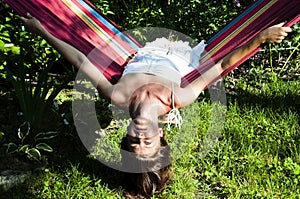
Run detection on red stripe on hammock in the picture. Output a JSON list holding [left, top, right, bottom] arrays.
[[82, 0, 142, 49], [205, 0, 269, 52], [4, 0, 300, 86], [4, 0, 136, 83], [181, 0, 300, 87], [70, 0, 128, 65]]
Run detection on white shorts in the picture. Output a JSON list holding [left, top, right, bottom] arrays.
[[122, 49, 183, 85], [122, 39, 206, 85]]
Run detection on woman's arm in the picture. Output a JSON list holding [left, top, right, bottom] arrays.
[[176, 23, 292, 107], [220, 23, 292, 71], [20, 13, 114, 99]]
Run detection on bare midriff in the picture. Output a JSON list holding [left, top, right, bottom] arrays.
[[111, 73, 180, 114]]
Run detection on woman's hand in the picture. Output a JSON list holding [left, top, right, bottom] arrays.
[[20, 13, 45, 35], [259, 23, 292, 44]]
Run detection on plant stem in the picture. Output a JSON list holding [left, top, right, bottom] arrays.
[[280, 42, 300, 74]]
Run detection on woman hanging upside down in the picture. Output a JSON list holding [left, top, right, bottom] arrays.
[[21, 13, 291, 198]]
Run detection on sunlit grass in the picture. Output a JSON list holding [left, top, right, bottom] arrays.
[[5, 75, 300, 199]]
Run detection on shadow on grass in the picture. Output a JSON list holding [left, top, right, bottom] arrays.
[[1, 98, 126, 199], [3, 149, 125, 199], [47, 99, 124, 188], [228, 87, 300, 116]]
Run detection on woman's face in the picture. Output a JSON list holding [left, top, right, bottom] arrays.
[[127, 117, 163, 157]]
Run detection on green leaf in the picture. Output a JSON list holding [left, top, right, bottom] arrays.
[[5, 17, 12, 22], [18, 121, 31, 141], [5, 142, 18, 154], [26, 148, 41, 161], [35, 131, 59, 141], [0, 131, 4, 140], [36, 143, 53, 152], [294, 164, 300, 175], [19, 144, 30, 152], [11, 46, 20, 55], [0, 40, 5, 48]]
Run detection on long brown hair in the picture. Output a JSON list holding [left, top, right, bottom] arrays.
[[120, 135, 172, 199]]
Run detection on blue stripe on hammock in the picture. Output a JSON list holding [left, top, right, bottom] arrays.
[[79, 0, 140, 51], [207, 0, 265, 44]]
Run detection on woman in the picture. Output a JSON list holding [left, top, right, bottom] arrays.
[[20, 13, 291, 198]]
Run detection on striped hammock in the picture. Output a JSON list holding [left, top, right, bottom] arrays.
[[4, 0, 300, 86]]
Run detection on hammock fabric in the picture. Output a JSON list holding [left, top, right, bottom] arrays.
[[4, 0, 300, 86]]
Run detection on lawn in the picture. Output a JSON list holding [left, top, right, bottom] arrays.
[[2, 69, 299, 198]]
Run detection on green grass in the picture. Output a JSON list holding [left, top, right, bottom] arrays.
[[2, 75, 300, 199]]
